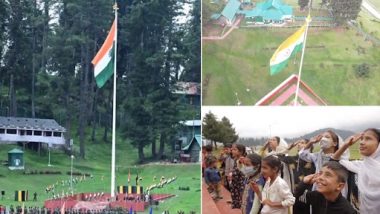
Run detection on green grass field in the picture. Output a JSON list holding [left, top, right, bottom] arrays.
[[202, 26, 380, 105], [0, 139, 201, 213]]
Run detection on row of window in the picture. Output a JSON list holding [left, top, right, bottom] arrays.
[[0, 128, 62, 137]]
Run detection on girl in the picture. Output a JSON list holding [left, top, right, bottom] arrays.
[[260, 136, 288, 157], [230, 143, 247, 209], [299, 130, 349, 191], [251, 155, 295, 214], [332, 128, 380, 214], [241, 153, 265, 214]]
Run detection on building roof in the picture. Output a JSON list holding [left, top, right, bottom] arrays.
[[172, 82, 201, 95], [255, 74, 327, 106], [0, 117, 66, 132], [8, 148, 24, 154], [180, 120, 201, 127], [182, 135, 202, 150], [242, 0, 292, 20], [221, 0, 241, 22]]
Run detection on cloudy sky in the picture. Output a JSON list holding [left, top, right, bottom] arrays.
[[202, 107, 380, 138]]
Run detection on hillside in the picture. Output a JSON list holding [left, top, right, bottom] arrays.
[[0, 136, 201, 213]]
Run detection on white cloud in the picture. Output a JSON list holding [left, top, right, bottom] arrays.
[[202, 106, 380, 138]]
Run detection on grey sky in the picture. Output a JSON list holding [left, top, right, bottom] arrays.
[[202, 107, 380, 138]]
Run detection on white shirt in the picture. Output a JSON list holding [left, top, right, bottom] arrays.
[[261, 176, 295, 214]]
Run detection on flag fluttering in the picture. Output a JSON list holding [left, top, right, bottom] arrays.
[[91, 20, 116, 88], [269, 23, 306, 75]]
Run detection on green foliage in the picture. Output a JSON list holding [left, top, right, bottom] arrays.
[[298, 0, 309, 10], [354, 63, 370, 78], [328, 0, 362, 25], [0, 0, 200, 161], [202, 112, 239, 147]]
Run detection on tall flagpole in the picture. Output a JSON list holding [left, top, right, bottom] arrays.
[[294, 6, 312, 106], [111, 2, 118, 198]]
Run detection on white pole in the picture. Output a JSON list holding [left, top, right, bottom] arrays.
[[294, 15, 311, 106], [111, 2, 118, 198], [48, 146, 51, 167], [70, 155, 74, 192]]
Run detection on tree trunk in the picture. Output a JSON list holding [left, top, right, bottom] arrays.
[[151, 135, 156, 159], [213, 141, 217, 149], [158, 132, 166, 159], [138, 145, 145, 163], [9, 74, 17, 116]]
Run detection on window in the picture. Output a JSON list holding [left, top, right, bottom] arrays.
[[34, 131, 42, 136], [0, 129, 4, 134], [26, 130, 33, 135], [20, 130, 25, 135], [6, 129, 17, 134], [45, 131, 52, 136], [53, 132, 62, 137]]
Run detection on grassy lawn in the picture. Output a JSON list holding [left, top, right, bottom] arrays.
[[0, 139, 201, 213], [202, 26, 380, 105], [357, 9, 380, 39]]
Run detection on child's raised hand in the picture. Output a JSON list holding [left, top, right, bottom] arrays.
[[303, 173, 318, 184], [310, 135, 322, 144], [345, 133, 363, 146]]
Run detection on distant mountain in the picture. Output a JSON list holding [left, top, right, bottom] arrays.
[[286, 128, 355, 142], [239, 128, 356, 147]]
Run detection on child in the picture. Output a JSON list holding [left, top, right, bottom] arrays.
[[230, 143, 247, 209], [260, 136, 288, 157], [219, 143, 234, 191], [295, 161, 357, 214], [251, 155, 295, 214], [282, 139, 315, 214], [204, 155, 222, 200], [299, 130, 349, 192], [241, 153, 265, 214], [332, 128, 380, 214]]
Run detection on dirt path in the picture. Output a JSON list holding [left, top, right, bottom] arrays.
[[202, 17, 243, 41]]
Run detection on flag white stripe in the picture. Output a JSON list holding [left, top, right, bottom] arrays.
[[94, 48, 113, 77], [270, 34, 304, 66]]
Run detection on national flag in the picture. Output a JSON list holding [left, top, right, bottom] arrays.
[[269, 22, 307, 75], [60, 202, 65, 214], [91, 20, 116, 88]]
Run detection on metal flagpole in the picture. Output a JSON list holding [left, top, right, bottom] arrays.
[[294, 5, 312, 106], [111, 2, 118, 198]]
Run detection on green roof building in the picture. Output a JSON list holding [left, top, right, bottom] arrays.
[[8, 148, 24, 170], [221, 0, 241, 25], [242, 0, 293, 23]]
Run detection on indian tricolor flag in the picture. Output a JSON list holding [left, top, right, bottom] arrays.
[[269, 24, 306, 75], [92, 20, 116, 88]]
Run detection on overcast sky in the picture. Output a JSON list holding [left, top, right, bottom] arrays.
[[202, 107, 380, 138]]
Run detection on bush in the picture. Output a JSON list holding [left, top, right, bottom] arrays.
[[354, 63, 370, 78]]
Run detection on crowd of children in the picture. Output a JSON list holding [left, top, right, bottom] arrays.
[[202, 128, 380, 214]]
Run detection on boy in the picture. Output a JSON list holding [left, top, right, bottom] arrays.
[[295, 161, 357, 214], [204, 155, 222, 200]]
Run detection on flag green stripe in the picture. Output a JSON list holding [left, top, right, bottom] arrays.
[[95, 60, 114, 88], [270, 42, 304, 75]]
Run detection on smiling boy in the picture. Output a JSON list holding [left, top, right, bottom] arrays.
[[295, 161, 357, 214]]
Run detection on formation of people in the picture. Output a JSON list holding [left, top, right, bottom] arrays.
[[202, 128, 380, 214]]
